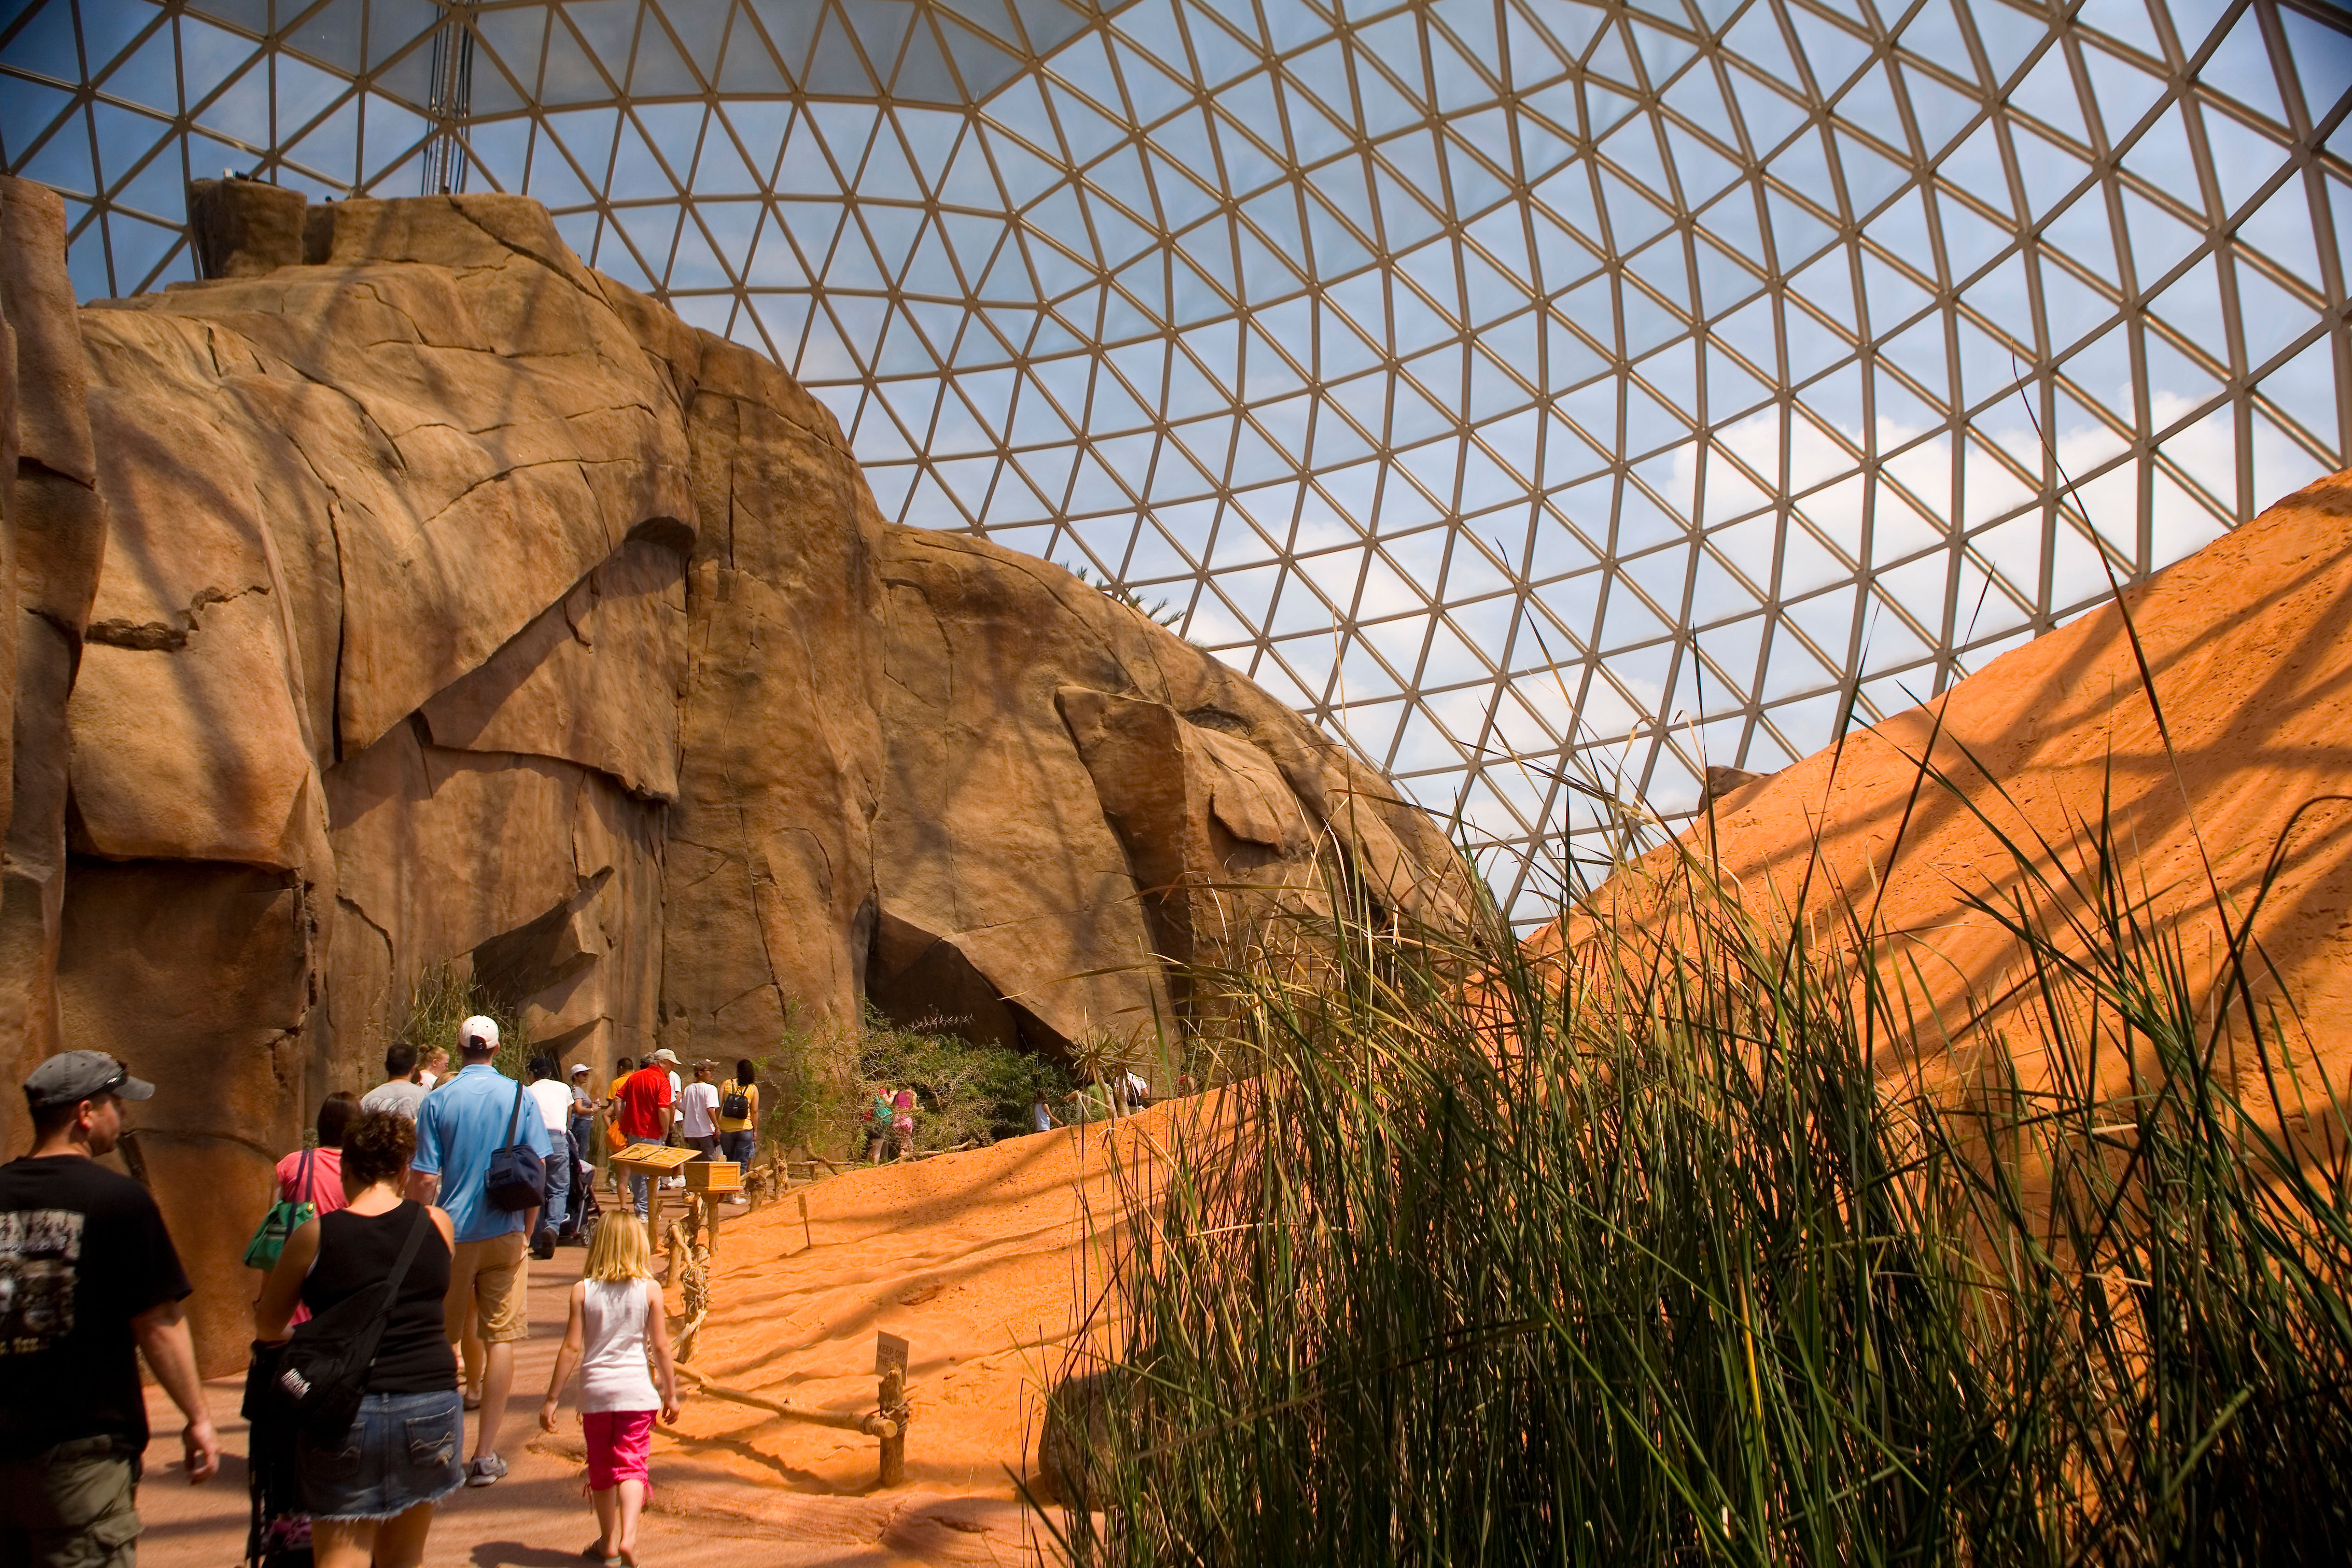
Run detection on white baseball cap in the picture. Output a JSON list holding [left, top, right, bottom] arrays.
[[458, 1015, 500, 1053], [568, 1063, 590, 1077]]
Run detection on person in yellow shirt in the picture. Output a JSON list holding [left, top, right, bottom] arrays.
[[716, 1059, 760, 1173]]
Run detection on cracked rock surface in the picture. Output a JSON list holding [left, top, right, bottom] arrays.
[[0, 180, 1470, 1374]]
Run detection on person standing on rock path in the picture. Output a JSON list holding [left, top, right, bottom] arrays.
[[891, 1087, 917, 1160], [716, 1061, 759, 1171], [565, 1065, 597, 1234], [650, 1051, 688, 1191], [2, 1052, 220, 1568], [676, 1063, 720, 1163], [525, 1057, 575, 1259], [409, 1017, 550, 1489], [613, 1058, 674, 1219], [417, 1047, 450, 1094], [254, 1112, 461, 1568], [360, 1042, 427, 1121], [538, 1216, 678, 1568], [275, 1092, 358, 1219], [602, 1058, 635, 1184]]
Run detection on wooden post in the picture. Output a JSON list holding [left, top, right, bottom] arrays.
[[797, 1192, 812, 1253], [691, 1192, 721, 1260], [875, 1332, 909, 1487]]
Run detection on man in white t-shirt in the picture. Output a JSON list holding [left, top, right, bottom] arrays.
[[523, 1056, 575, 1256], [677, 1061, 721, 1161], [359, 1042, 428, 1121]]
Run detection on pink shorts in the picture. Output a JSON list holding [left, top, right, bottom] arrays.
[[582, 1409, 656, 1493]]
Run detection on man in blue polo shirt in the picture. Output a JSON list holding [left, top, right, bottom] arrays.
[[409, 1016, 549, 1489]]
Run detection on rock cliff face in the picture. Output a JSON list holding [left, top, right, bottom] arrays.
[[0, 178, 1470, 1370]]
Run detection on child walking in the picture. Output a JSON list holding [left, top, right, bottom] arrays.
[[538, 1216, 679, 1566]]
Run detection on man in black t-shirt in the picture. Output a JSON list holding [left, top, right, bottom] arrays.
[[1, 1051, 219, 1567]]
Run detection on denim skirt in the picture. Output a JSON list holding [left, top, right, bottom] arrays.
[[296, 1388, 464, 1521]]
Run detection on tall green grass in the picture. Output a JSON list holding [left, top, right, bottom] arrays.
[[1041, 761, 2352, 1563], [395, 960, 532, 1080]]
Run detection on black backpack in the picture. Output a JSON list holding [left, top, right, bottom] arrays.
[[721, 1084, 750, 1121], [252, 1204, 432, 1437], [485, 1078, 548, 1212]]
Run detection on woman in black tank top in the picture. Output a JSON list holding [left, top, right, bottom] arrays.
[[257, 1112, 461, 1568]]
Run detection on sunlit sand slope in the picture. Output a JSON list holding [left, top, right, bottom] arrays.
[[1541, 468, 2352, 1101], [632, 1104, 1184, 1544]]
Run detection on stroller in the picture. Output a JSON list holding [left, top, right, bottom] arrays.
[[531, 1126, 604, 1257], [565, 1133, 603, 1248]]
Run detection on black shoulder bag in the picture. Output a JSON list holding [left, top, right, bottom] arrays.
[[261, 1204, 434, 1438], [486, 1077, 548, 1212]]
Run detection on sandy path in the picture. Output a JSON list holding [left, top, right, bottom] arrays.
[[131, 1110, 1175, 1564]]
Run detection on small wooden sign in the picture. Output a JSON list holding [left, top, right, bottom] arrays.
[[610, 1143, 699, 1174], [875, 1331, 908, 1378]]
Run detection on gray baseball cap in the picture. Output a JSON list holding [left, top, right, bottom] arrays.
[[23, 1051, 154, 1111]]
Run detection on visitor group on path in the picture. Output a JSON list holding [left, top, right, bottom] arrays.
[[0, 1026, 756, 1568], [0, 1025, 1122, 1566]]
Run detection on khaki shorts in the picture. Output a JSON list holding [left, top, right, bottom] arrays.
[[445, 1231, 528, 1343], [0, 1435, 140, 1568]]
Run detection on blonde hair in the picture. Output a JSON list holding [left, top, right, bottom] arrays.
[[583, 1214, 654, 1282]]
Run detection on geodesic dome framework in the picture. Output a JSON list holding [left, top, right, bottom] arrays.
[[6, 0, 2351, 923]]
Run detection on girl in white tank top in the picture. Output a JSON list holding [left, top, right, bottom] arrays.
[[539, 1217, 678, 1567]]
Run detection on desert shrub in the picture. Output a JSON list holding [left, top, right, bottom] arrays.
[[1042, 765, 2352, 1564], [856, 1007, 1073, 1151], [758, 1005, 1075, 1160], [758, 1005, 860, 1160], [396, 961, 531, 1080]]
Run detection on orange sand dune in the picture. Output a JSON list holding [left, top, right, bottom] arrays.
[[627, 1106, 1183, 1546], [1547, 470, 2352, 1098]]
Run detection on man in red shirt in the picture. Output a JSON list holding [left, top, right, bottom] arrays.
[[615, 1049, 677, 1218]]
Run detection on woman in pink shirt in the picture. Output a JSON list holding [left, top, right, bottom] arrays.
[[275, 1091, 360, 1215], [270, 1092, 358, 1329]]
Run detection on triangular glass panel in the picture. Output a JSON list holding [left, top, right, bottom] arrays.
[[939, 14, 1022, 96], [2119, 186, 2206, 287], [806, 8, 879, 94], [720, 9, 797, 91], [2197, 6, 2287, 130], [629, 14, 702, 96], [537, 13, 614, 105], [2007, 43, 2088, 147]]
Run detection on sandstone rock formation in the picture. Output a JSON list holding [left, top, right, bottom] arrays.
[[0, 177, 1469, 1370]]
